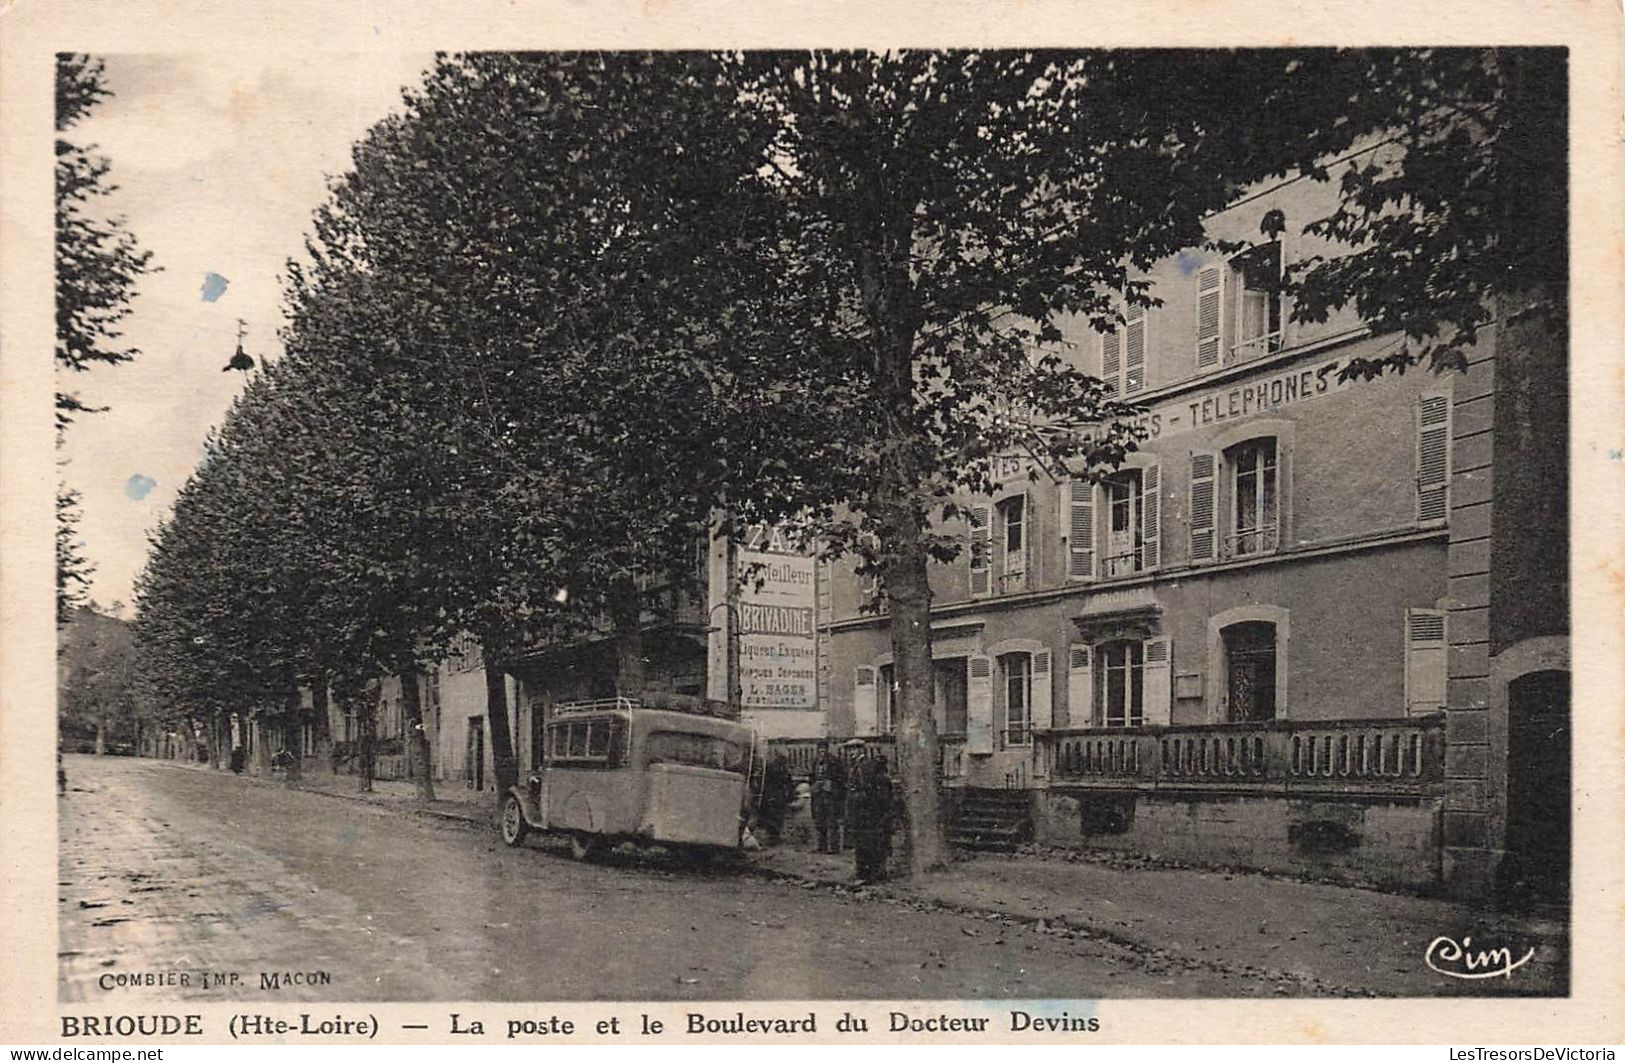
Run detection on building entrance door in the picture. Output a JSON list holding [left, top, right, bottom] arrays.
[[466, 716, 486, 791], [1501, 670, 1570, 908]]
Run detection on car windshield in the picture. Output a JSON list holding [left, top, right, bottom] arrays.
[[643, 731, 746, 774]]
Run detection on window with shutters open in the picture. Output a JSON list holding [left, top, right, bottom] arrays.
[[1100, 462, 1160, 578], [997, 495, 1026, 593], [1416, 391, 1451, 525], [999, 652, 1032, 746], [1228, 437, 1279, 557], [1228, 242, 1283, 365], [1405, 609, 1447, 715]]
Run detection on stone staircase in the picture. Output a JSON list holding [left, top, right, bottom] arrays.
[[947, 787, 1033, 853]]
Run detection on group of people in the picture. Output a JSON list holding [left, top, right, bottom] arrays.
[[756, 740, 895, 883]]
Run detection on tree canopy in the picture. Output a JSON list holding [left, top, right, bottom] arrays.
[[128, 49, 1562, 851]]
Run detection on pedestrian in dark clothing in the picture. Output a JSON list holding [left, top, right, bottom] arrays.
[[841, 740, 867, 851], [810, 745, 849, 853], [758, 750, 794, 844], [853, 754, 894, 883]]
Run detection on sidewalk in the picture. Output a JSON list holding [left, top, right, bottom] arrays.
[[173, 760, 1567, 997]]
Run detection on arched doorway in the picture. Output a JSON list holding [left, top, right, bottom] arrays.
[[1500, 669, 1570, 908]]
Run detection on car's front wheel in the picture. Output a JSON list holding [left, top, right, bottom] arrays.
[[500, 794, 528, 847]]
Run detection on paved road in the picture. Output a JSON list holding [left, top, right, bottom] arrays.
[[59, 755, 1284, 1002]]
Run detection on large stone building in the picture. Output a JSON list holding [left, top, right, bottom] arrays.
[[819, 149, 1568, 902]]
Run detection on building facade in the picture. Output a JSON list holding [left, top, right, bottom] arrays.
[[821, 154, 1567, 900]]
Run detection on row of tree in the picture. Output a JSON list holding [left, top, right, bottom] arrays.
[[126, 49, 1562, 873]]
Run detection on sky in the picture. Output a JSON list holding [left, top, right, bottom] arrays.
[[59, 51, 436, 610]]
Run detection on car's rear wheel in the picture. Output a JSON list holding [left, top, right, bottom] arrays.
[[500, 794, 528, 847]]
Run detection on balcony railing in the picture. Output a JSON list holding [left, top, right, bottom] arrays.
[[1226, 525, 1279, 558], [1099, 548, 1144, 579], [1043, 714, 1444, 794], [1225, 330, 1284, 366]]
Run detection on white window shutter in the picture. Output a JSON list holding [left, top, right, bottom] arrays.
[[1067, 480, 1095, 580], [854, 666, 878, 735], [1141, 462, 1161, 570], [1405, 610, 1447, 714], [1124, 307, 1147, 395], [967, 654, 994, 754], [1416, 392, 1451, 525], [1030, 649, 1053, 731], [968, 504, 992, 597], [1101, 329, 1121, 396], [1196, 264, 1224, 371], [1067, 644, 1094, 728], [1189, 452, 1218, 563], [1143, 637, 1172, 726]]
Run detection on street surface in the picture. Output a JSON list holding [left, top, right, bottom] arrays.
[[59, 755, 1289, 1001]]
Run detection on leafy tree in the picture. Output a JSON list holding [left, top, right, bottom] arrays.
[[56, 54, 154, 627], [56, 53, 154, 426], [710, 47, 1564, 874]]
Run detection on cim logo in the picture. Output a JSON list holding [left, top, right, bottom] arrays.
[[1425, 935, 1537, 980]]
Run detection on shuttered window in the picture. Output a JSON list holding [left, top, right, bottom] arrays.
[[1416, 392, 1451, 525], [1102, 305, 1148, 395], [1101, 329, 1121, 397], [1067, 644, 1093, 728], [854, 666, 878, 735], [1067, 479, 1094, 580], [1196, 264, 1223, 372], [1143, 637, 1172, 726], [1405, 609, 1447, 715], [1142, 463, 1161, 571], [968, 504, 992, 597], [1030, 649, 1053, 732], [1124, 306, 1147, 394], [1189, 452, 1218, 562], [967, 655, 994, 754]]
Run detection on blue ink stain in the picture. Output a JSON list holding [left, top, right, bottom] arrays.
[[200, 272, 229, 303], [124, 474, 156, 501], [1175, 250, 1203, 276], [1609, 449, 1622, 461]]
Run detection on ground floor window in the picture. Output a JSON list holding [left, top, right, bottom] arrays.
[[999, 652, 1032, 746], [1223, 621, 1277, 721], [1097, 640, 1145, 727]]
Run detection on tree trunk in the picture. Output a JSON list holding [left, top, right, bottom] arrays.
[[398, 660, 436, 801], [254, 713, 272, 775], [282, 690, 303, 783], [880, 497, 947, 876], [355, 692, 375, 792], [210, 712, 224, 770], [94, 720, 105, 756], [310, 682, 332, 772], [608, 577, 645, 696], [479, 632, 519, 800]]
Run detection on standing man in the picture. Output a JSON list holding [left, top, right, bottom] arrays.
[[810, 742, 848, 854], [758, 748, 794, 845]]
